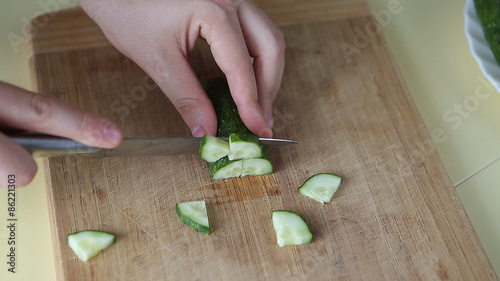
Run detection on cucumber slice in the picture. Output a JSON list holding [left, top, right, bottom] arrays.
[[200, 135, 230, 163], [241, 158, 274, 177], [210, 157, 273, 180], [67, 230, 116, 262], [298, 173, 342, 204], [228, 133, 262, 160], [272, 210, 313, 247], [176, 200, 210, 235], [210, 157, 243, 180]]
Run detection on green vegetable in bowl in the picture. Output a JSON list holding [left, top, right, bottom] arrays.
[[475, 0, 500, 64]]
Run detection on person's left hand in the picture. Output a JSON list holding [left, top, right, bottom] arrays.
[[78, 0, 285, 138]]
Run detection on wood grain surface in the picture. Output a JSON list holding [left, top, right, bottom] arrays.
[[29, 2, 497, 281]]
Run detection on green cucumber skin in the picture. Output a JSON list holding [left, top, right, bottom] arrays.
[[203, 78, 252, 137], [230, 133, 259, 144], [176, 204, 210, 235], [209, 156, 234, 176], [475, 0, 500, 64]]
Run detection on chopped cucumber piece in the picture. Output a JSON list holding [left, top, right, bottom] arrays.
[[67, 230, 116, 262], [210, 158, 243, 180], [298, 173, 342, 204], [176, 200, 210, 235], [241, 158, 274, 177], [272, 210, 313, 247], [209, 157, 273, 180], [228, 133, 262, 160], [200, 135, 229, 163]]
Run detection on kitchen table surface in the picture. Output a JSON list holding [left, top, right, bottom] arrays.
[[1, 0, 499, 280]]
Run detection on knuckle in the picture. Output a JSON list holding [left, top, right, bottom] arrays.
[[211, 0, 238, 13], [274, 30, 286, 53], [199, 0, 238, 23], [27, 94, 53, 127], [266, 29, 286, 57], [176, 97, 200, 115]]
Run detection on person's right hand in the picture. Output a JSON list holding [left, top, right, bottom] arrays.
[[0, 81, 123, 187]]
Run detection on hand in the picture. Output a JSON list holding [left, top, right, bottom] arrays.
[[78, 0, 285, 138], [0, 81, 122, 187]]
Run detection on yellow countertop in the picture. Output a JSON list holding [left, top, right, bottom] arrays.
[[0, 0, 499, 280]]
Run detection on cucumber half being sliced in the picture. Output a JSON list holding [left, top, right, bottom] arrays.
[[176, 200, 210, 235], [298, 173, 343, 204], [272, 210, 313, 247], [67, 230, 116, 262]]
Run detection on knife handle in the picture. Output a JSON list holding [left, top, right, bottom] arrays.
[[5, 130, 100, 158]]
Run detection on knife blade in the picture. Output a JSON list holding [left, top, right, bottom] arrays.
[[8, 132, 298, 158]]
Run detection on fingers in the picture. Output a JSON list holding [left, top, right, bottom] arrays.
[[0, 82, 122, 148], [146, 55, 218, 137], [238, 0, 286, 129], [0, 132, 37, 187], [199, 1, 273, 138]]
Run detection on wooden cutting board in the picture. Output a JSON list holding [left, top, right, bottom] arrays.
[[29, 2, 497, 281]]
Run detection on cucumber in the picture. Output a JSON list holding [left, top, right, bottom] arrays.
[[200, 135, 229, 163], [201, 78, 273, 179], [67, 230, 116, 262], [210, 157, 243, 180], [204, 77, 252, 137], [228, 133, 262, 160], [475, 0, 500, 64], [272, 210, 313, 247], [176, 200, 210, 235], [298, 173, 343, 204], [241, 158, 273, 177], [209, 157, 274, 180]]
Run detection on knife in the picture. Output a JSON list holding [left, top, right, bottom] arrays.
[[7, 132, 298, 158]]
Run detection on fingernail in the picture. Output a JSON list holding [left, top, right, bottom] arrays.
[[103, 124, 122, 145], [192, 125, 207, 137], [262, 126, 273, 138]]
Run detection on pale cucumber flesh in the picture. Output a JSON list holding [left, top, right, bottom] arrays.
[[298, 173, 342, 204], [176, 201, 210, 235], [200, 135, 230, 163], [272, 210, 313, 247], [228, 133, 262, 160], [67, 230, 116, 262], [211, 158, 273, 180], [241, 158, 273, 177]]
